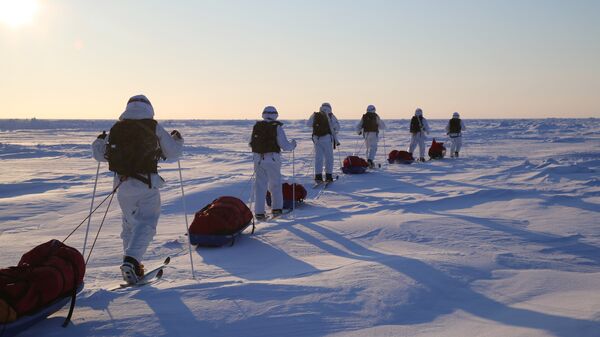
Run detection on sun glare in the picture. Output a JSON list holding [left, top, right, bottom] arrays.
[[0, 0, 39, 28]]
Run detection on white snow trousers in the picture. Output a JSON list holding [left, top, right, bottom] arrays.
[[313, 135, 334, 175], [363, 132, 379, 161], [117, 178, 161, 262], [449, 135, 462, 154], [408, 132, 427, 158], [253, 153, 283, 214]]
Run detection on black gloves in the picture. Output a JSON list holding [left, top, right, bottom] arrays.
[[97, 131, 107, 139], [171, 130, 182, 139]]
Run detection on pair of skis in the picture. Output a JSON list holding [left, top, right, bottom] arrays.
[[255, 209, 293, 222], [109, 256, 171, 291], [312, 177, 338, 189], [313, 176, 338, 201]]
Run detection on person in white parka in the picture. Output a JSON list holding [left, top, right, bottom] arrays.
[[407, 108, 431, 161], [249, 106, 297, 220], [91, 94, 183, 284], [307, 102, 340, 182], [356, 104, 386, 168], [445, 112, 466, 157]]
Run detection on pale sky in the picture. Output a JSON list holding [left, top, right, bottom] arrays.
[[1, 0, 599, 120]]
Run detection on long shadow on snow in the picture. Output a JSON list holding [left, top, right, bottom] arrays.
[[197, 235, 319, 281], [404, 188, 538, 213], [331, 170, 437, 198], [295, 181, 600, 272], [77, 281, 343, 337], [136, 282, 344, 337], [542, 194, 600, 214], [438, 213, 600, 269], [284, 221, 599, 336], [397, 178, 600, 215]]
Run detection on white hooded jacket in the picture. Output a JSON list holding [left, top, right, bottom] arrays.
[[248, 113, 296, 153], [306, 105, 341, 145], [92, 95, 184, 188], [445, 117, 466, 137]]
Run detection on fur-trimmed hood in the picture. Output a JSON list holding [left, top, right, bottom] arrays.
[[119, 95, 155, 120]]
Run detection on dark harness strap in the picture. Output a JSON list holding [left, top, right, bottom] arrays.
[[121, 173, 152, 188]]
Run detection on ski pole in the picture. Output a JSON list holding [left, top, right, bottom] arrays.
[[85, 187, 116, 265], [248, 158, 256, 215], [82, 161, 101, 257], [382, 129, 388, 167], [357, 138, 365, 155], [335, 136, 344, 170], [336, 146, 344, 171], [177, 160, 196, 279], [240, 171, 255, 201], [65, 180, 116, 328], [303, 146, 315, 178], [292, 148, 296, 212]]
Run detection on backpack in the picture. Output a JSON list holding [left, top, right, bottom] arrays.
[[388, 150, 414, 164], [410, 116, 424, 133], [361, 113, 379, 133], [250, 121, 281, 154], [266, 183, 308, 209], [312, 112, 331, 137], [105, 119, 162, 182], [342, 156, 369, 174], [428, 139, 446, 159], [0, 240, 85, 323], [189, 196, 254, 247], [449, 118, 462, 134]]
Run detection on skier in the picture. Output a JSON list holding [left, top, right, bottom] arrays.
[[445, 111, 466, 157], [356, 104, 386, 168], [407, 108, 431, 162], [91, 94, 183, 284], [307, 102, 340, 182], [249, 106, 297, 220]]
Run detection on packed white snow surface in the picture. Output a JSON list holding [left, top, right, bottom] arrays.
[[1, 118, 599, 337]]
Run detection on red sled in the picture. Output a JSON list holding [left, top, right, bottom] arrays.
[[0, 240, 86, 337], [388, 150, 415, 164], [342, 156, 368, 174], [189, 196, 255, 247], [266, 183, 307, 209]]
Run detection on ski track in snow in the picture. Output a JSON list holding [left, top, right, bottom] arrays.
[[1, 118, 599, 337]]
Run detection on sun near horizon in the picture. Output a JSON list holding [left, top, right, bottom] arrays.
[[0, 0, 39, 28]]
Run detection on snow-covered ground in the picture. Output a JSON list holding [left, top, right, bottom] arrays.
[[1, 118, 599, 337]]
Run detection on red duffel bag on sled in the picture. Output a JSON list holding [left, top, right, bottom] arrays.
[[267, 183, 307, 209], [342, 156, 369, 174], [0, 239, 85, 336], [428, 138, 446, 160], [189, 196, 255, 247], [388, 150, 415, 164]]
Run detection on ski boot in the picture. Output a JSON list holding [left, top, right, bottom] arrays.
[[314, 174, 323, 182], [325, 173, 334, 182], [367, 159, 375, 168], [255, 213, 267, 221], [419, 157, 426, 162], [121, 256, 145, 285], [272, 209, 283, 216], [455, 151, 459, 158]]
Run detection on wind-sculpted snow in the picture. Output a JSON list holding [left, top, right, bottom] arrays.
[[0, 118, 599, 337]]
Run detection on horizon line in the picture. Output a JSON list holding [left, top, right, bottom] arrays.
[[1, 117, 598, 121]]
